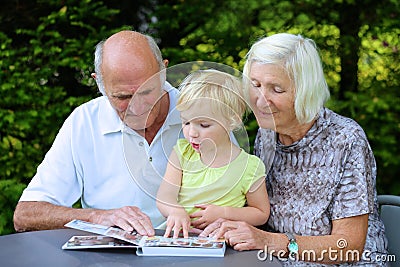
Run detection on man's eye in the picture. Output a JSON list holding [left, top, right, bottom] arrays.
[[114, 95, 132, 100], [138, 88, 154, 96]]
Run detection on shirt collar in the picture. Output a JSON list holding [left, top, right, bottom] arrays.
[[276, 107, 329, 151], [163, 81, 182, 129], [98, 96, 122, 135]]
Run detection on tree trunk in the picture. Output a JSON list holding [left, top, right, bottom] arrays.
[[337, 3, 362, 101]]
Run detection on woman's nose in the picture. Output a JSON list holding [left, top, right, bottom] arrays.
[[256, 89, 271, 108]]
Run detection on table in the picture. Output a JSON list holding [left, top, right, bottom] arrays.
[[0, 229, 283, 267]]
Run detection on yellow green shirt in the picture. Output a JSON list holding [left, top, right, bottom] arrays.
[[175, 139, 266, 215]]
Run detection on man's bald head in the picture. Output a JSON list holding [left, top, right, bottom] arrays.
[[93, 31, 164, 96]]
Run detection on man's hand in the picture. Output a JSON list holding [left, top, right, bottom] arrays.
[[13, 201, 155, 235], [91, 206, 155, 236]]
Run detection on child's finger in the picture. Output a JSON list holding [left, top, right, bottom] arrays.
[[182, 223, 189, 238], [164, 223, 173, 237], [173, 224, 181, 239]]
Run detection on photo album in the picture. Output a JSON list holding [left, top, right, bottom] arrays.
[[62, 219, 226, 257]]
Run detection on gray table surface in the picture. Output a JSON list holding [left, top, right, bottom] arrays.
[[0, 228, 283, 267]]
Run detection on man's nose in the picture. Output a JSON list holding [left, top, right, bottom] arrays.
[[129, 96, 152, 116]]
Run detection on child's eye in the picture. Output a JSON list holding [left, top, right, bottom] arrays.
[[200, 123, 210, 128]]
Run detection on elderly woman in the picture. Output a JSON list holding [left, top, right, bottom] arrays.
[[201, 33, 388, 266]]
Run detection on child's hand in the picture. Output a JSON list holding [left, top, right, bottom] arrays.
[[190, 204, 224, 229], [164, 209, 191, 238]]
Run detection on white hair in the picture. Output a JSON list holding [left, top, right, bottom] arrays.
[[243, 33, 330, 124]]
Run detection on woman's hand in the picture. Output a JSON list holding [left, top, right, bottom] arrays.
[[200, 218, 269, 251], [164, 209, 191, 238], [199, 218, 229, 237]]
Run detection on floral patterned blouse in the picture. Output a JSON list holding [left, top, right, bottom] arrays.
[[254, 107, 388, 266]]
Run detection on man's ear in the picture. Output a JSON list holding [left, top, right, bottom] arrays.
[[163, 59, 169, 68], [91, 73, 96, 79]]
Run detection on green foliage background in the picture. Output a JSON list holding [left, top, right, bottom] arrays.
[[0, 0, 399, 235]]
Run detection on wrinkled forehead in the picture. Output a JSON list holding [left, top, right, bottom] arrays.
[[102, 37, 160, 85], [104, 56, 159, 81]]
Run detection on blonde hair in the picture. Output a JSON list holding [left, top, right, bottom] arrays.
[[243, 33, 330, 124], [177, 69, 247, 131]]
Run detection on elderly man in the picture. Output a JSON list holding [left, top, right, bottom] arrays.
[[13, 31, 182, 236]]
